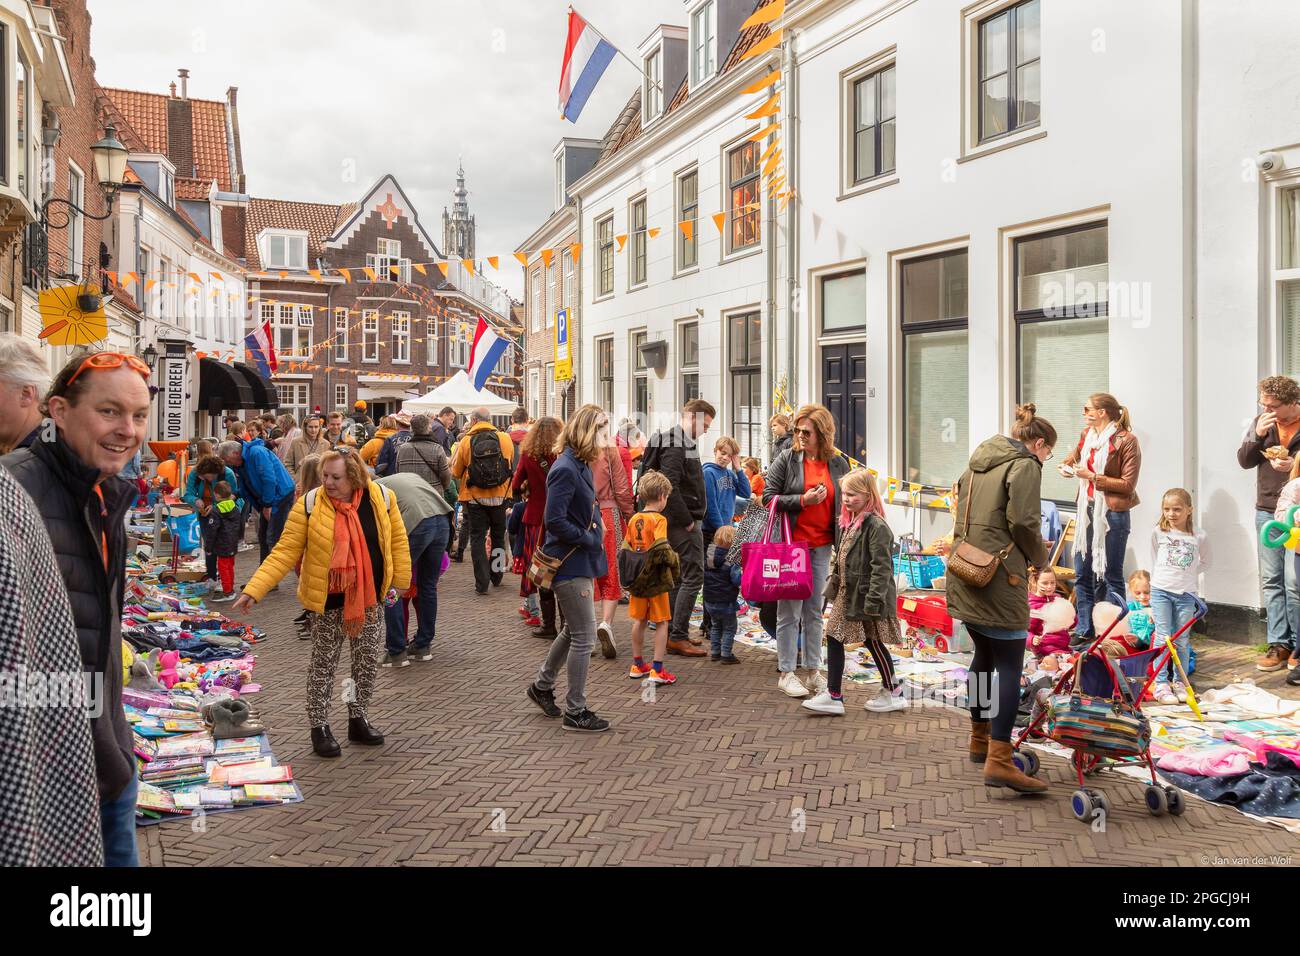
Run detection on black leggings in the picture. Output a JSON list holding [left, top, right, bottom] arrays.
[[967, 627, 1025, 743], [826, 637, 897, 696]]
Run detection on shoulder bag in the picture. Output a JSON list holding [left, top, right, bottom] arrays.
[[527, 499, 597, 591], [946, 473, 1009, 588]]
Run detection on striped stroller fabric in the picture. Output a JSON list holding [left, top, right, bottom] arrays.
[[1046, 653, 1151, 757]]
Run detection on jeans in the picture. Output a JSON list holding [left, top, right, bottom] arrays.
[[1152, 587, 1199, 681], [706, 603, 738, 656], [776, 543, 832, 672], [535, 577, 596, 715], [467, 502, 507, 592], [384, 514, 450, 654], [257, 492, 295, 562], [667, 523, 705, 643], [100, 771, 139, 867], [1255, 509, 1299, 649], [1074, 505, 1131, 637]]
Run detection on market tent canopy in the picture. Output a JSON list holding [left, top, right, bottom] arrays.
[[402, 370, 517, 416], [197, 358, 254, 416]]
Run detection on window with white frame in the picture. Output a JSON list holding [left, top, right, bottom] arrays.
[[899, 253, 968, 486], [529, 368, 541, 419], [644, 47, 663, 123], [851, 64, 896, 185], [263, 232, 308, 271], [630, 197, 647, 287], [334, 308, 349, 361], [691, 1, 716, 88], [1278, 186, 1300, 376], [392, 311, 410, 362], [677, 169, 698, 272], [978, 0, 1040, 144], [563, 250, 575, 309], [631, 329, 649, 425], [730, 312, 762, 459], [679, 321, 700, 404], [16, 47, 33, 203], [276, 382, 310, 422], [530, 268, 542, 331], [1016, 221, 1108, 501], [335, 384, 348, 410], [271, 303, 311, 357], [426, 316, 438, 363], [596, 337, 614, 412], [727, 141, 760, 253], [547, 257, 558, 328], [140, 248, 156, 318], [161, 258, 174, 320], [450, 319, 471, 368], [596, 214, 614, 297], [67, 164, 84, 280], [363, 309, 380, 362], [368, 237, 410, 282]]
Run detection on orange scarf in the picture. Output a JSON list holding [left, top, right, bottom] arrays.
[[328, 488, 376, 638]]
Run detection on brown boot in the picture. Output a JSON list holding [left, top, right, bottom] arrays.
[[969, 721, 990, 764], [984, 740, 1047, 794]]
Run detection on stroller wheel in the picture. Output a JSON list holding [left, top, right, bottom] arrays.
[[1088, 789, 1110, 818], [1070, 789, 1094, 822], [1164, 786, 1186, 816], [1011, 749, 1039, 777], [1144, 784, 1169, 817]]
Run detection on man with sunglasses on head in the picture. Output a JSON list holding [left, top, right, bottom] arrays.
[[220, 429, 297, 564], [1, 350, 153, 866]]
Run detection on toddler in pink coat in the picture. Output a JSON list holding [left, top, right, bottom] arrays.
[[1027, 568, 1074, 658]]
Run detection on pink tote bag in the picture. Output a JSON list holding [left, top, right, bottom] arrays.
[[740, 500, 813, 603]]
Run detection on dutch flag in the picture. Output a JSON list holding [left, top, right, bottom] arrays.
[[467, 316, 510, 392], [244, 319, 278, 378], [558, 8, 617, 123]]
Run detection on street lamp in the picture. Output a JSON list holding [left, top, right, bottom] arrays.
[[142, 344, 158, 371]]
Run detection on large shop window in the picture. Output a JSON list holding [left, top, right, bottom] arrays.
[[901, 251, 969, 487], [1016, 221, 1109, 501], [979, 0, 1041, 143], [730, 312, 762, 459], [679, 321, 700, 404], [597, 337, 614, 412]]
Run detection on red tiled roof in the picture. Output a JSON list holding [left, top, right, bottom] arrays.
[[176, 176, 215, 201], [100, 87, 236, 191], [106, 275, 141, 315], [244, 197, 345, 271]]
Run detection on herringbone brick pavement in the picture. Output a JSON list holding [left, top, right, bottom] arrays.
[[137, 550, 1300, 867]]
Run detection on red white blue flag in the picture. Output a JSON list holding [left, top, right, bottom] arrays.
[[244, 319, 278, 378], [558, 8, 616, 123], [467, 315, 509, 391]]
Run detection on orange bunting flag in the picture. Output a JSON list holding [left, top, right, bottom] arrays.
[[308, 269, 322, 280], [648, 227, 661, 239], [615, 235, 628, 252], [740, 28, 783, 62], [195, 351, 207, 359], [760, 140, 781, 164], [712, 212, 726, 234], [741, 69, 781, 95], [748, 124, 781, 143], [746, 93, 781, 120], [488, 256, 500, 270], [339, 268, 352, 282], [106, 271, 119, 286], [514, 252, 529, 268], [461, 259, 475, 275], [763, 149, 783, 176], [540, 248, 554, 268], [209, 271, 223, 282], [678, 220, 694, 241], [187, 272, 202, 284], [362, 267, 377, 282], [437, 262, 451, 277], [413, 263, 427, 275], [742, 0, 785, 29], [568, 243, 581, 261], [278, 271, 288, 280]]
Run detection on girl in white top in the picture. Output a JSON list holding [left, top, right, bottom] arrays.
[[1149, 488, 1209, 703]]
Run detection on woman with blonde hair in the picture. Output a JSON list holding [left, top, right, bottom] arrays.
[[526, 404, 612, 732], [762, 404, 853, 699], [233, 448, 411, 757]]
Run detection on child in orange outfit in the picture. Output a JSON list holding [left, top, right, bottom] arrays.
[[625, 470, 677, 685]]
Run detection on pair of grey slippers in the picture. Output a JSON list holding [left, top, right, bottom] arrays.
[[202, 698, 267, 739]]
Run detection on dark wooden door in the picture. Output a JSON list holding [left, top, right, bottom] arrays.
[[820, 343, 867, 462]]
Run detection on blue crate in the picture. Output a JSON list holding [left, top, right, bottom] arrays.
[[893, 554, 946, 588]]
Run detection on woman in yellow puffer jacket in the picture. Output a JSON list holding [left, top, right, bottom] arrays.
[[359, 416, 397, 470], [234, 449, 410, 757]]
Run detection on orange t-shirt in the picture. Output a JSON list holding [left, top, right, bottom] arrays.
[[625, 510, 667, 551], [750, 473, 765, 498], [1279, 419, 1300, 450], [794, 457, 834, 548]]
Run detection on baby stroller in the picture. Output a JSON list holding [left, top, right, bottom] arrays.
[[1009, 591, 1208, 824]]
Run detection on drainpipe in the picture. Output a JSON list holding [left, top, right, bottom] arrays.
[[574, 195, 583, 411], [783, 35, 799, 406]]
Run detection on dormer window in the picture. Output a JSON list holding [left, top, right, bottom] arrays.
[[690, 1, 716, 88], [262, 230, 307, 271], [644, 48, 663, 122], [159, 166, 174, 207]]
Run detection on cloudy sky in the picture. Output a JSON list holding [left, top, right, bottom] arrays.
[[89, 0, 692, 299]]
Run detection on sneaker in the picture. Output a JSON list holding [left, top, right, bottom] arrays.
[[720, 654, 741, 664], [710, 652, 721, 661], [1257, 644, 1290, 672], [407, 644, 434, 662], [628, 661, 653, 679], [237, 542, 254, 553], [647, 667, 677, 685], [596, 621, 616, 659], [778, 671, 809, 698], [1289, 652, 1299, 672], [381, 652, 409, 669], [1171, 680, 1188, 703], [527, 683, 561, 718], [805, 670, 828, 696], [864, 688, 910, 713], [1288, 667, 1300, 687], [1152, 681, 1177, 705], [801, 691, 845, 716], [562, 709, 611, 732], [518, 607, 530, 618], [210, 591, 236, 603], [522, 615, 542, 628]]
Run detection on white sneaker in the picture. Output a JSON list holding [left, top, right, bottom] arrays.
[[778, 671, 809, 698], [1152, 682, 1177, 705], [596, 621, 616, 659], [864, 688, 909, 713], [801, 691, 845, 716], [1171, 680, 1188, 703], [805, 670, 828, 696]]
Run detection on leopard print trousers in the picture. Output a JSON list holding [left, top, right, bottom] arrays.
[[305, 605, 383, 728]]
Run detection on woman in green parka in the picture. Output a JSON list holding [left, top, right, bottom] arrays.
[[947, 403, 1056, 794], [802, 469, 907, 717]]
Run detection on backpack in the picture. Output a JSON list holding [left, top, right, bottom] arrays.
[[303, 484, 392, 519], [467, 428, 511, 489]]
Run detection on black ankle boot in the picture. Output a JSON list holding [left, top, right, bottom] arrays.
[[311, 725, 341, 758], [347, 715, 385, 745]]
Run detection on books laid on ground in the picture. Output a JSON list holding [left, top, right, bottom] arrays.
[[224, 764, 293, 786]]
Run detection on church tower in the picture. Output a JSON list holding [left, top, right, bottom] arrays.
[[442, 160, 476, 260]]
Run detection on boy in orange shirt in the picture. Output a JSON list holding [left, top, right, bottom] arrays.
[[626, 470, 678, 684]]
